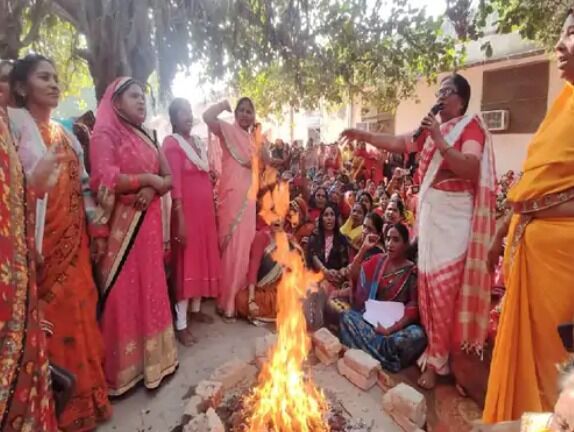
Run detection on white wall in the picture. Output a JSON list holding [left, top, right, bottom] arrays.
[[393, 54, 563, 176]]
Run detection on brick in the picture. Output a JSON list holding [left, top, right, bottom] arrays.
[[386, 411, 424, 432], [184, 395, 207, 418], [343, 349, 381, 378], [382, 383, 427, 428], [314, 344, 339, 366], [337, 358, 377, 391], [195, 380, 223, 408], [209, 359, 257, 390], [312, 328, 342, 357], [377, 369, 396, 392], [183, 408, 225, 432]]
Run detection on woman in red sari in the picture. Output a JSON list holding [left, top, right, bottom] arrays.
[[0, 67, 58, 432], [9, 54, 111, 431], [90, 77, 178, 396]]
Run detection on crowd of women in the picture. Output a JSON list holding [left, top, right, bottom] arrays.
[[1, 9, 573, 431]]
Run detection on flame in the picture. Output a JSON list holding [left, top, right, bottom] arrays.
[[244, 174, 329, 431]]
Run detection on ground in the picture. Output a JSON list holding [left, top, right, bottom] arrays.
[[99, 301, 480, 432]]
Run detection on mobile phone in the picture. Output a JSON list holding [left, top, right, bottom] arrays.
[[558, 323, 574, 352]]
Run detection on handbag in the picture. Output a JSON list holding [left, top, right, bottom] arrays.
[[50, 363, 76, 418]]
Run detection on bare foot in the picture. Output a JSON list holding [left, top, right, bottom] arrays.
[[176, 329, 196, 347], [417, 368, 437, 390], [189, 311, 215, 324]]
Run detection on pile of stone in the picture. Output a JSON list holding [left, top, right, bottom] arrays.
[[182, 359, 257, 432]]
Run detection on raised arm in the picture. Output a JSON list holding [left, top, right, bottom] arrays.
[[340, 129, 411, 154], [203, 100, 232, 138]]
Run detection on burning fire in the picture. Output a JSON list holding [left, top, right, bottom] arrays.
[[244, 174, 329, 431]]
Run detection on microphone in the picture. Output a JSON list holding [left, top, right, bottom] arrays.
[[412, 102, 444, 141]]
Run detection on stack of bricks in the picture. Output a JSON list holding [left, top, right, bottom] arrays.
[[312, 328, 342, 365], [336, 349, 381, 391], [382, 383, 427, 432]]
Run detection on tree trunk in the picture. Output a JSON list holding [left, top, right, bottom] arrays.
[[289, 104, 295, 144]]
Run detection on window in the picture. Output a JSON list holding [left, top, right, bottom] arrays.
[[481, 62, 549, 134]]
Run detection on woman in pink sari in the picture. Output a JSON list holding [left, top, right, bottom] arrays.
[[203, 98, 257, 321], [90, 77, 178, 396], [162, 98, 221, 346]]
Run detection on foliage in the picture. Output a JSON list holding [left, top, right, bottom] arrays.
[[229, 0, 464, 117]]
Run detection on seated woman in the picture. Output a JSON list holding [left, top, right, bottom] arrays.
[[285, 196, 315, 248], [236, 218, 293, 323], [339, 223, 427, 373], [340, 202, 368, 252], [306, 203, 350, 287], [308, 186, 328, 223]]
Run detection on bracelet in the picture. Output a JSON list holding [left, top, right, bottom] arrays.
[[128, 175, 141, 190]]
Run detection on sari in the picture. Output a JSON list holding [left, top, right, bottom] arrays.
[[9, 108, 111, 431], [214, 120, 257, 316], [483, 84, 574, 422], [90, 78, 177, 396], [339, 254, 427, 373], [340, 218, 363, 250], [412, 114, 496, 375], [0, 113, 57, 432]]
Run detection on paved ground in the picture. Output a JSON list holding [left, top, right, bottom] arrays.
[[98, 301, 401, 432]]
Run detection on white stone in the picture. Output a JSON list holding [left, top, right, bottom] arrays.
[[209, 358, 257, 390], [381, 383, 427, 428], [183, 409, 225, 432], [312, 328, 342, 357], [343, 349, 381, 378], [314, 344, 339, 366], [184, 395, 206, 418], [337, 358, 377, 391], [195, 380, 223, 408], [206, 408, 225, 432]]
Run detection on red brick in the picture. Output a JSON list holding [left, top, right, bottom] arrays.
[[314, 344, 339, 366], [337, 358, 377, 391], [343, 349, 381, 378]]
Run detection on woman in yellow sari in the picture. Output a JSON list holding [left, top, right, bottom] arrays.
[[483, 9, 574, 422]]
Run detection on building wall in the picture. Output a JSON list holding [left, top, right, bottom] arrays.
[[393, 54, 563, 176]]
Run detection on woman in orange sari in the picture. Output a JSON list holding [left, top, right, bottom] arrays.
[[483, 10, 574, 422], [9, 54, 111, 431], [0, 65, 58, 432]]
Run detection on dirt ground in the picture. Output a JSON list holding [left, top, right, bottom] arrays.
[[98, 301, 401, 432]]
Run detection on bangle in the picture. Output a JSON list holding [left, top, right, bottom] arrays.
[[128, 175, 141, 190]]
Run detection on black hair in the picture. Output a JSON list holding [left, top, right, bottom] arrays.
[[318, 202, 342, 235], [235, 97, 255, 115], [9, 54, 54, 107], [168, 97, 191, 133], [442, 73, 471, 115], [389, 222, 410, 244], [310, 186, 328, 209], [358, 191, 374, 209], [388, 196, 406, 217], [365, 211, 384, 234], [352, 202, 368, 220]]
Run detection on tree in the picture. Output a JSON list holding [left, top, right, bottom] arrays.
[[232, 0, 463, 117], [0, 0, 49, 59]]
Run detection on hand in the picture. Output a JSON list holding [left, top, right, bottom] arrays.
[[375, 323, 393, 336], [91, 238, 107, 263], [174, 216, 187, 246], [32, 144, 66, 191], [134, 187, 156, 211], [487, 234, 504, 273], [340, 129, 364, 144], [421, 112, 442, 141], [362, 233, 380, 251]]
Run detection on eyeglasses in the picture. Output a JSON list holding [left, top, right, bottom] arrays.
[[435, 87, 457, 98]]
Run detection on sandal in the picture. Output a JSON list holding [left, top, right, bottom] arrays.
[[222, 314, 237, 324], [176, 329, 196, 347]]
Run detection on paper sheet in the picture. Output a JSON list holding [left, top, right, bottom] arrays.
[[362, 300, 405, 328]]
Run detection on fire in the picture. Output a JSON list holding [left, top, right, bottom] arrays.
[[244, 177, 329, 432]]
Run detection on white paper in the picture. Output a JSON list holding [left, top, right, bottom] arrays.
[[362, 300, 405, 329]]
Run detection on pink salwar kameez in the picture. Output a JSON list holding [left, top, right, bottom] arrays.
[[90, 78, 178, 396], [162, 134, 221, 328], [213, 120, 256, 316]]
